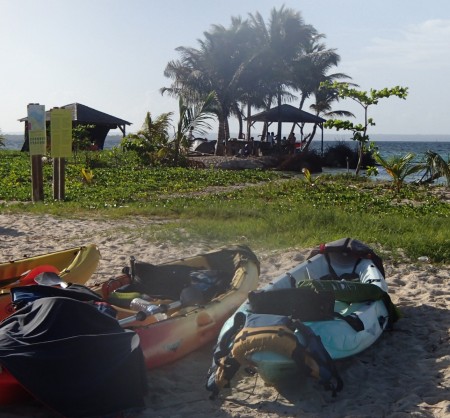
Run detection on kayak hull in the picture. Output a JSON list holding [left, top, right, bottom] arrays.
[[102, 245, 261, 369], [0, 244, 101, 405], [210, 239, 393, 388], [0, 367, 30, 405], [0, 244, 101, 320]]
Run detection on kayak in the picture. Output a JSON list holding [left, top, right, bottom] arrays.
[[206, 238, 399, 397], [0, 244, 101, 406], [99, 245, 260, 369], [0, 244, 101, 288], [0, 245, 259, 408], [0, 367, 30, 405], [0, 244, 101, 320]]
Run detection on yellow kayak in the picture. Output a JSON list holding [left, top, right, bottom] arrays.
[[0, 244, 101, 319]]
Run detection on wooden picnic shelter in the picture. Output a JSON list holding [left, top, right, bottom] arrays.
[[247, 104, 326, 154], [19, 103, 131, 151]]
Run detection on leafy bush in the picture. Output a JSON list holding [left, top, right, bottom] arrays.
[[276, 149, 323, 172], [322, 142, 375, 169]]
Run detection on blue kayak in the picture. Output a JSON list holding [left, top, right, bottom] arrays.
[[206, 238, 399, 396]]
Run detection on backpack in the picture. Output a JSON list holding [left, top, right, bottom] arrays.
[[206, 312, 343, 398]]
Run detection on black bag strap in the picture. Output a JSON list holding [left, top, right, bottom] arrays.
[[334, 312, 365, 332], [324, 252, 339, 280]]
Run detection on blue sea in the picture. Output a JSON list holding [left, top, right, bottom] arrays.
[[3, 133, 450, 183]]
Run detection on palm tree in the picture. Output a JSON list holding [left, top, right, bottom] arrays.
[[373, 152, 424, 192], [162, 6, 349, 156], [301, 81, 356, 152], [120, 111, 173, 164], [122, 92, 216, 166], [162, 17, 256, 155], [289, 33, 353, 147], [420, 151, 450, 185], [173, 91, 217, 164], [247, 6, 317, 139]]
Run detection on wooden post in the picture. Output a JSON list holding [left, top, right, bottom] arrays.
[[59, 158, 65, 200], [53, 157, 66, 200], [53, 157, 60, 200], [31, 155, 44, 202]]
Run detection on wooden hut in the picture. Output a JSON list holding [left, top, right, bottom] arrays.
[[247, 104, 326, 154], [19, 103, 131, 151]]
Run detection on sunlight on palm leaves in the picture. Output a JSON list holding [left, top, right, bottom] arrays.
[[174, 91, 217, 163], [302, 168, 322, 186], [373, 152, 423, 192]]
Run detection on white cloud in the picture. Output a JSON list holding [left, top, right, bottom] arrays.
[[361, 19, 450, 70]]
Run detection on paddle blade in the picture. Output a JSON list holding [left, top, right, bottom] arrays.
[[20, 265, 60, 285], [34, 272, 68, 288]]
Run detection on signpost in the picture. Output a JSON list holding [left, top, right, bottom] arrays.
[[50, 108, 72, 200], [27, 104, 46, 202]]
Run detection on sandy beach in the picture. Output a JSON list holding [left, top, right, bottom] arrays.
[[1, 213, 450, 418]]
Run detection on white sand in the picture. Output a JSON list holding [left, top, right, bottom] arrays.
[[1, 213, 449, 418]]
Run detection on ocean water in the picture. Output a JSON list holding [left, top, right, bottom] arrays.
[[318, 139, 450, 161]]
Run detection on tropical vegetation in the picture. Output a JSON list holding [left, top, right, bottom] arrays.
[[161, 6, 353, 154], [121, 93, 217, 165], [1, 7, 448, 266], [421, 151, 450, 185], [322, 82, 409, 175], [372, 152, 423, 192], [0, 149, 449, 264]]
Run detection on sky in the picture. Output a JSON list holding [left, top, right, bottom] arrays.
[[1, 0, 449, 137]]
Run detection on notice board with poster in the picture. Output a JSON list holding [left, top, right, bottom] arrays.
[[27, 104, 47, 156], [50, 108, 72, 158]]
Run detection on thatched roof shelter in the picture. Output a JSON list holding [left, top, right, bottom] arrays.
[[248, 104, 326, 124], [247, 104, 326, 153], [19, 103, 131, 150]]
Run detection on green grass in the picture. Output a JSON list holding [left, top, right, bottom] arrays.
[[1, 150, 449, 263]]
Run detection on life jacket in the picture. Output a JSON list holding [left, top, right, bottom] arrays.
[[206, 313, 343, 398]]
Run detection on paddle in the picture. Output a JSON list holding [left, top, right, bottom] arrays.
[[34, 272, 70, 288], [0, 265, 61, 290], [118, 310, 148, 326]]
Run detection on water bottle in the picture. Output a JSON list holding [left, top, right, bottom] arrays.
[[130, 298, 167, 320]]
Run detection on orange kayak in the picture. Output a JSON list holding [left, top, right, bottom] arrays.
[[100, 245, 260, 369]]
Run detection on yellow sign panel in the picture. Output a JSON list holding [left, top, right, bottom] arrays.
[[51, 108, 72, 158], [27, 104, 47, 155]]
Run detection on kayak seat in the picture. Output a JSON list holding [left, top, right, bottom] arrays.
[[113, 260, 235, 310]]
